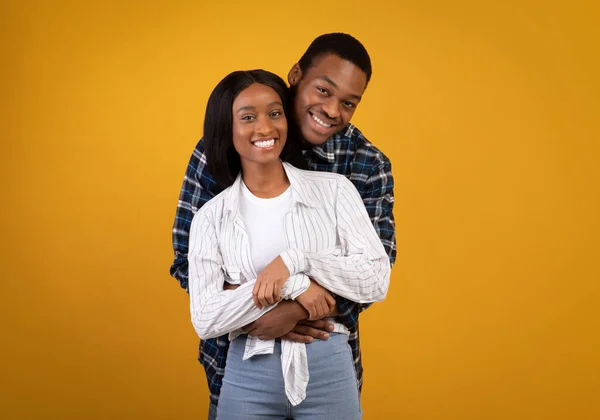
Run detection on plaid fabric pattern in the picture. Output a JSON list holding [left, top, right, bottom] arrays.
[[170, 123, 396, 406]]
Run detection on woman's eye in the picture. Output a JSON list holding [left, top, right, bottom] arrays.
[[270, 111, 282, 118], [241, 115, 255, 120]]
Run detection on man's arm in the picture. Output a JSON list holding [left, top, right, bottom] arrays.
[[335, 157, 396, 329], [170, 139, 222, 292], [242, 291, 336, 342]]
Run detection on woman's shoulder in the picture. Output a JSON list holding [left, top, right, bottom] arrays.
[[284, 163, 359, 200], [297, 165, 357, 189], [286, 163, 347, 186]]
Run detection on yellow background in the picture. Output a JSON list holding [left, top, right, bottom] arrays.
[[2, 0, 599, 419]]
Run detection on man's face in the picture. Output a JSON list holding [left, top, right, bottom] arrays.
[[289, 53, 368, 146]]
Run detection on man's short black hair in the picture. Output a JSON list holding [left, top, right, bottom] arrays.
[[298, 33, 372, 83], [204, 69, 305, 189]]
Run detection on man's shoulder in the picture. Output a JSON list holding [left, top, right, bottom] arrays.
[[192, 184, 228, 220], [343, 124, 392, 169], [184, 138, 221, 194], [187, 138, 207, 169], [289, 164, 353, 192], [299, 167, 347, 184]]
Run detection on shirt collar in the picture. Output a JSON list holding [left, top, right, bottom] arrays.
[[310, 140, 336, 163], [223, 162, 321, 219], [305, 124, 353, 164]]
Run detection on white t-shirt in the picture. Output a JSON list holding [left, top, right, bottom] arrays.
[[239, 181, 293, 273]]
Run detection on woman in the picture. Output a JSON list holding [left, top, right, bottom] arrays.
[[188, 69, 390, 419]]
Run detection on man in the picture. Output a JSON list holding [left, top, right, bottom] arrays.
[[170, 32, 396, 418]]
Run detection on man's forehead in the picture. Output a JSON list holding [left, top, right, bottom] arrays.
[[305, 55, 367, 96]]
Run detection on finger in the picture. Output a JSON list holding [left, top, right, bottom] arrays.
[[274, 282, 281, 303], [259, 283, 270, 308], [311, 303, 322, 321], [281, 332, 314, 344], [258, 334, 275, 341], [298, 319, 335, 332], [314, 299, 324, 319], [325, 293, 336, 310], [304, 304, 315, 319], [292, 325, 330, 340], [308, 302, 321, 320], [255, 282, 265, 308], [256, 283, 265, 308], [253, 281, 261, 308], [319, 299, 329, 320], [241, 322, 255, 333], [265, 282, 275, 306]]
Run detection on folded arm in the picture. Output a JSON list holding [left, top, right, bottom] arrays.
[[188, 211, 310, 339], [280, 176, 391, 304]]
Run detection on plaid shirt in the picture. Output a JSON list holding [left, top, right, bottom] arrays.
[[170, 123, 396, 407]]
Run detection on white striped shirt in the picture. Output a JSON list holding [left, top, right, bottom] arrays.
[[188, 162, 391, 405]]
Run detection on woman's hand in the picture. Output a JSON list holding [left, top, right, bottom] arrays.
[[253, 256, 290, 308], [296, 280, 337, 320]]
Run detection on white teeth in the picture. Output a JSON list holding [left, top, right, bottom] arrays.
[[312, 113, 332, 128], [253, 139, 275, 148]]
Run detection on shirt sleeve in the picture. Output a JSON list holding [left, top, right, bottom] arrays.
[[335, 157, 396, 323], [279, 176, 391, 303], [189, 210, 309, 340], [170, 139, 222, 292], [363, 159, 396, 266]]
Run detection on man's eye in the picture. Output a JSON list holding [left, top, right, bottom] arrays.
[[317, 87, 329, 95], [343, 101, 356, 108]]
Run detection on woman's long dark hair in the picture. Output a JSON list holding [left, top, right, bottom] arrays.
[[204, 69, 307, 189]]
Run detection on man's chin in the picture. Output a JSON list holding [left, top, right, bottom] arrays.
[[301, 129, 331, 146]]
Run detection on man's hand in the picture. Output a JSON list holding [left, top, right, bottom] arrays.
[[282, 319, 336, 343], [253, 256, 290, 308], [296, 280, 336, 320], [242, 300, 307, 340]]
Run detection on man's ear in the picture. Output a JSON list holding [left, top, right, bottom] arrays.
[[288, 63, 302, 86]]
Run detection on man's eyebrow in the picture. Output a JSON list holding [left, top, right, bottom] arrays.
[[320, 75, 338, 89], [319, 76, 362, 101]]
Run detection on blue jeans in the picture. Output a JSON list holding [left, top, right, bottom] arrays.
[[215, 333, 362, 419]]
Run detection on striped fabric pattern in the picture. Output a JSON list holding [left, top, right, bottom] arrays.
[[188, 163, 390, 406]]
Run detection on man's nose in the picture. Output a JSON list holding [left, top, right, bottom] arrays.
[[322, 98, 340, 120]]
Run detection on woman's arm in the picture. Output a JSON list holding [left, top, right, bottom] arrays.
[[188, 210, 310, 339], [279, 177, 391, 303]]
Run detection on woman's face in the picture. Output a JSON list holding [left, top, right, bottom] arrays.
[[231, 83, 288, 169]]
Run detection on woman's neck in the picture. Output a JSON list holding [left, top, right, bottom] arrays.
[[240, 160, 290, 198]]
